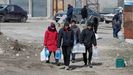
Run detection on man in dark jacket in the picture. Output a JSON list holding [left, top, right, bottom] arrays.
[[66, 4, 73, 23], [81, 5, 88, 24], [112, 13, 122, 38], [70, 20, 80, 63], [58, 22, 74, 70], [93, 17, 99, 33], [80, 21, 97, 68]]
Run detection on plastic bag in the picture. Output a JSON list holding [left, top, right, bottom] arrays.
[[40, 48, 45, 61], [72, 44, 86, 53], [95, 34, 99, 40], [40, 48, 49, 61], [118, 31, 124, 42], [58, 15, 67, 24], [45, 48, 49, 60], [55, 50, 62, 60], [92, 47, 99, 59]]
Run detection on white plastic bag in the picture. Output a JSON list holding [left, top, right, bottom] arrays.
[[95, 34, 99, 40], [118, 31, 124, 42], [72, 44, 86, 53], [92, 47, 99, 59], [40, 48, 49, 61], [58, 15, 67, 24], [40, 48, 46, 61]]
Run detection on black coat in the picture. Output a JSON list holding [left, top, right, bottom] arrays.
[[81, 8, 88, 19], [80, 28, 97, 47], [58, 27, 74, 48]]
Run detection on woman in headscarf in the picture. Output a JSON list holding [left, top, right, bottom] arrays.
[[44, 22, 59, 65]]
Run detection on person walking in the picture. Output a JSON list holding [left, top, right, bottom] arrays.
[[58, 22, 74, 70], [81, 5, 88, 24], [93, 17, 99, 33], [66, 4, 73, 23], [80, 21, 97, 68], [112, 13, 122, 38], [44, 22, 59, 65], [70, 20, 80, 63]]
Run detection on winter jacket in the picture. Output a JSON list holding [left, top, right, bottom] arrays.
[[58, 27, 74, 48], [71, 25, 80, 44], [67, 6, 73, 19], [44, 30, 58, 52], [80, 28, 97, 47], [81, 8, 88, 19], [112, 14, 121, 29]]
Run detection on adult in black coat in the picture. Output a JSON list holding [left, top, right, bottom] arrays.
[[58, 22, 74, 70], [81, 6, 88, 19], [80, 21, 97, 68], [112, 13, 122, 38], [80, 6, 88, 24]]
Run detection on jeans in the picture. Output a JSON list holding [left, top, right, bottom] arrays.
[[113, 25, 121, 38]]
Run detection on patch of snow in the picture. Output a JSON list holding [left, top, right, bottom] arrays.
[[125, 39, 133, 44]]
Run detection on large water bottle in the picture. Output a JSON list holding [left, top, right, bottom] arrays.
[[55, 50, 61, 60]]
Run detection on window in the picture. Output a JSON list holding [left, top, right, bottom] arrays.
[[15, 6, 23, 12], [75, 0, 82, 8], [7, 5, 14, 12]]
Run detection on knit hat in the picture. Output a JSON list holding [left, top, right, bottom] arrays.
[[50, 22, 55, 28]]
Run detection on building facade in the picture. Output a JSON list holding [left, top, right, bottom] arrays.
[[1, 0, 120, 17], [0, 0, 10, 4]]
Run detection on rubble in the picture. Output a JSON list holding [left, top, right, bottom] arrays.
[[0, 33, 34, 56]]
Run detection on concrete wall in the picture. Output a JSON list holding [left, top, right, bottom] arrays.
[[99, 0, 118, 13], [63, 0, 118, 13], [0, 0, 9, 4]]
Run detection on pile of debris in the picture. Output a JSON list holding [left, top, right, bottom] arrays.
[[0, 33, 32, 56]]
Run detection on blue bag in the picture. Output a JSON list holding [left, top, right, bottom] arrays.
[[45, 48, 49, 60], [55, 50, 61, 60]]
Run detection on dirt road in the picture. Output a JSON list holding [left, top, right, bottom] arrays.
[[0, 20, 133, 75]]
